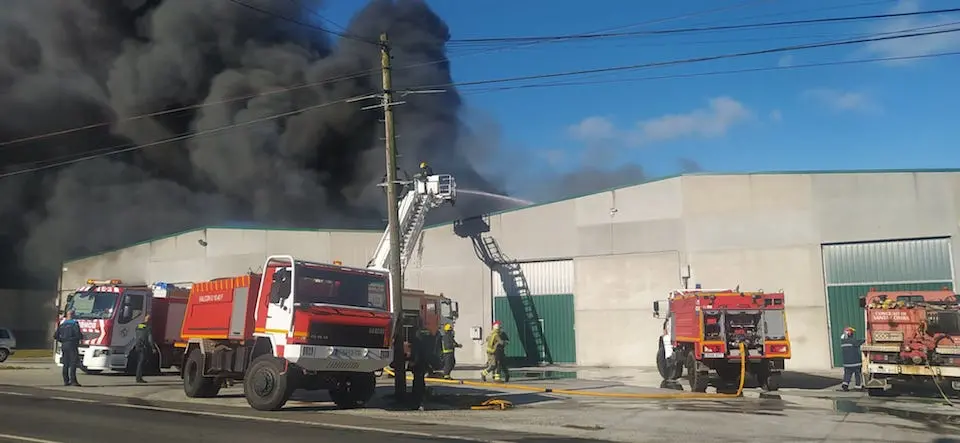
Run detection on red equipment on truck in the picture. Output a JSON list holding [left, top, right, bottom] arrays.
[[179, 257, 393, 411], [54, 279, 189, 375], [858, 290, 960, 396], [653, 288, 791, 392]]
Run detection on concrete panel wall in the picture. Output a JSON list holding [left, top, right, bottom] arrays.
[[574, 252, 682, 367]]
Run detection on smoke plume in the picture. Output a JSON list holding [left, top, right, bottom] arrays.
[[0, 0, 501, 287]]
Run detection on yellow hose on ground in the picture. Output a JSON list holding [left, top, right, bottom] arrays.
[[383, 343, 747, 400]]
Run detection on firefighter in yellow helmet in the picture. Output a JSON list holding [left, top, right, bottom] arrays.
[[481, 321, 510, 382], [418, 161, 434, 179], [439, 323, 461, 379]]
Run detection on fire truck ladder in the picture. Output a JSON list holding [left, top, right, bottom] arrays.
[[478, 235, 552, 365], [368, 174, 457, 273]]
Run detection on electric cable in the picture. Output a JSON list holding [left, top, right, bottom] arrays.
[[0, 0, 767, 149], [412, 25, 960, 91], [446, 6, 960, 45], [457, 51, 960, 95], [224, 0, 379, 45], [0, 95, 365, 179]]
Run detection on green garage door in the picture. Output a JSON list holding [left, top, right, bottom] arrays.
[[494, 294, 576, 364], [823, 238, 954, 367]]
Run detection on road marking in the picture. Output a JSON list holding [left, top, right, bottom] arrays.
[[0, 432, 64, 443], [49, 396, 98, 404], [0, 392, 32, 397], [108, 403, 511, 443]]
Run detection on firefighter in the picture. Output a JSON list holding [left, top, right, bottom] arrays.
[[409, 325, 433, 410], [481, 321, 509, 382], [54, 309, 83, 387], [134, 314, 156, 383], [418, 161, 434, 179], [838, 326, 864, 391], [440, 323, 462, 379]]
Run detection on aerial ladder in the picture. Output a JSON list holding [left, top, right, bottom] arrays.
[[367, 173, 458, 273]]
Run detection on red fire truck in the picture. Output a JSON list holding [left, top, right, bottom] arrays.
[[54, 279, 189, 375], [179, 256, 393, 411], [392, 289, 459, 373], [859, 290, 960, 396], [653, 288, 792, 392]]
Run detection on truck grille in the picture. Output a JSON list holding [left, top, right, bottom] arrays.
[[307, 322, 386, 349]]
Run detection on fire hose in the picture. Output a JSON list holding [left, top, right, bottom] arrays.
[[382, 342, 747, 404]]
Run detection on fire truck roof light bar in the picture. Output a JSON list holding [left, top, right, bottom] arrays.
[[87, 279, 121, 285]]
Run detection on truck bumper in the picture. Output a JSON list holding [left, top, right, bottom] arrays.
[[867, 363, 960, 378], [54, 345, 111, 370], [284, 345, 391, 373]]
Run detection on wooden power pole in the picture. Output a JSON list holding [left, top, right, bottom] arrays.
[[380, 32, 406, 401]]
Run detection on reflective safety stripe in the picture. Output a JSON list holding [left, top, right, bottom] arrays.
[[442, 349, 454, 354]]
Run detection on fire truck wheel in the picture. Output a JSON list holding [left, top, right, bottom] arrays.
[[760, 372, 781, 392], [183, 349, 220, 398], [329, 373, 377, 409], [244, 355, 295, 411], [685, 353, 709, 393]]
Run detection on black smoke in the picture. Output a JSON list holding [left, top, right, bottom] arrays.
[[0, 0, 502, 288]]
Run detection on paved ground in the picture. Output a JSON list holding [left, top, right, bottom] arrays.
[[2, 361, 960, 442]]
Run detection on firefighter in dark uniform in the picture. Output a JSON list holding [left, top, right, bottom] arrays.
[[54, 309, 83, 387], [838, 326, 864, 391], [134, 314, 155, 383], [408, 325, 434, 410], [440, 323, 461, 379], [417, 162, 434, 179]]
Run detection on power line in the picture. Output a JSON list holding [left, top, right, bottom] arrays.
[[288, 0, 348, 32], [458, 50, 960, 94], [0, 0, 765, 150], [0, 96, 361, 179], [447, 7, 960, 45], [413, 25, 960, 90], [6, 46, 957, 180], [224, 0, 379, 45]]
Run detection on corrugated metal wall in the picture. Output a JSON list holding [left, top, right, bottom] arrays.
[[822, 238, 954, 367], [490, 259, 576, 364], [494, 294, 577, 363], [492, 260, 574, 297]]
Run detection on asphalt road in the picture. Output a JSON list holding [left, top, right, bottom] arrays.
[[0, 394, 464, 443], [0, 386, 608, 443]]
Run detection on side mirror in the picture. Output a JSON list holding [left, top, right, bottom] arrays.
[[653, 301, 661, 318], [120, 305, 132, 323], [858, 297, 866, 309], [452, 302, 460, 319]]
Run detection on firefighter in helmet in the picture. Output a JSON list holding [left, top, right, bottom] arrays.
[[838, 326, 864, 391], [481, 321, 509, 382], [418, 161, 434, 179], [440, 323, 461, 379]]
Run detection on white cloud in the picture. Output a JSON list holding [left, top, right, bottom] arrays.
[[802, 88, 881, 113], [567, 115, 616, 142], [566, 97, 753, 147], [777, 55, 794, 67], [861, 0, 960, 63], [769, 109, 783, 122]]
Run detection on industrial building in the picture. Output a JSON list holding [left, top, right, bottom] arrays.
[[58, 169, 960, 371]]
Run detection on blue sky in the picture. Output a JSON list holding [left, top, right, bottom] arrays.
[[319, 0, 960, 192]]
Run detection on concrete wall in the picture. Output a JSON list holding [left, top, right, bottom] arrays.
[[62, 228, 380, 307], [61, 171, 960, 371], [0, 289, 58, 348]]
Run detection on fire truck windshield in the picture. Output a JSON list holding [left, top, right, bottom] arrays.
[[294, 266, 388, 310], [66, 291, 119, 319]]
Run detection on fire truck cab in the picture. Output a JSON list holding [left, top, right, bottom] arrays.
[[55, 279, 188, 375], [395, 289, 459, 371]]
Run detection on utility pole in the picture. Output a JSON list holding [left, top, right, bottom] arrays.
[[380, 32, 406, 401]]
